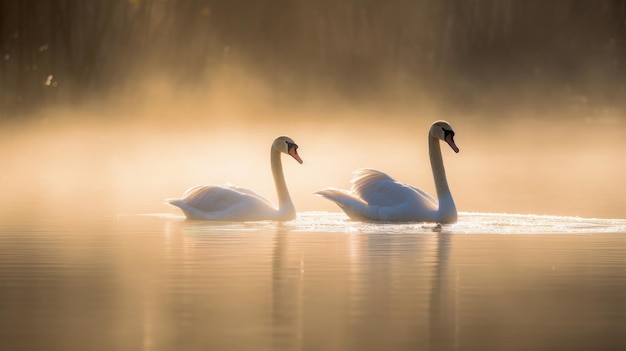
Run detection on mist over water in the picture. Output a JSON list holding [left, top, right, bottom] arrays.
[[0, 82, 624, 220], [1, 1, 625, 219]]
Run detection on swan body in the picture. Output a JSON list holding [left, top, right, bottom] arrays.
[[316, 120, 459, 223], [167, 136, 303, 221]]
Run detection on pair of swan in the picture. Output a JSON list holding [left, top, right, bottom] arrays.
[[167, 121, 460, 223]]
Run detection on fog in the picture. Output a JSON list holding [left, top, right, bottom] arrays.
[[1, 72, 624, 221], [1, 1, 625, 220]]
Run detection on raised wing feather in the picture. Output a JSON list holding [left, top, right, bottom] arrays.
[[224, 184, 274, 207], [406, 185, 437, 205], [176, 185, 274, 214], [350, 169, 437, 207]]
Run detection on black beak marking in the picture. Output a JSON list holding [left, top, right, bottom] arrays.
[[443, 128, 455, 138]]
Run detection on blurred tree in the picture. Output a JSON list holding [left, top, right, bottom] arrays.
[[0, 0, 624, 117]]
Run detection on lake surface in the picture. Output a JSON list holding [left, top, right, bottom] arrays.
[[1, 211, 626, 351]]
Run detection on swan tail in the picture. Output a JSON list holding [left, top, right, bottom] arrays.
[[315, 189, 377, 220], [165, 198, 206, 220]]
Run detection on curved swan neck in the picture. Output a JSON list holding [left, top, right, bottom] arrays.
[[429, 135, 456, 221], [271, 148, 295, 215]]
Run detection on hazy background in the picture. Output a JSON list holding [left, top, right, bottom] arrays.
[[1, 1, 625, 219]]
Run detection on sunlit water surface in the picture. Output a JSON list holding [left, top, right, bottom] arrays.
[[1, 212, 626, 351]]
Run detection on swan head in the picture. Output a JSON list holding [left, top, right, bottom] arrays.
[[430, 121, 459, 153], [273, 136, 303, 164]]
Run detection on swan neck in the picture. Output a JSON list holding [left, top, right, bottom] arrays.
[[271, 148, 295, 214], [429, 135, 456, 221]]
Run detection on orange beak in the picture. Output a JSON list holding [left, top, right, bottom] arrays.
[[289, 147, 303, 164], [445, 134, 459, 153]]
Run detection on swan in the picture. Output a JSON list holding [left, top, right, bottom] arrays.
[[316, 120, 459, 223], [167, 136, 303, 221]]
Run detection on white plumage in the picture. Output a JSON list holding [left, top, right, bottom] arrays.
[[167, 136, 303, 221], [316, 121, 459, 223]]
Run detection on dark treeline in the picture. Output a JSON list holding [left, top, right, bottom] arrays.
[[1, 0, 625, 116]]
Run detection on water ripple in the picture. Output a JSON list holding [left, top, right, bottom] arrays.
[[145, 211, 626, 235]]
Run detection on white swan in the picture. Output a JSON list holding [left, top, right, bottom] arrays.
[[316, 120, 459, 223], [167, 136, 303, 221]]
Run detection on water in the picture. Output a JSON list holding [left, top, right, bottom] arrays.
[[1, 211, 626, 351]]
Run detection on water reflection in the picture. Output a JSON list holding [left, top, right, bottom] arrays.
[[271, 228, 303, 350], [1, 213, 626, 350], [169, 212, 626, 350], [429, 233, 459, 350]]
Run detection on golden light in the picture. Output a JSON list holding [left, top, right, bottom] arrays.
[[0, 66, 624, 220]]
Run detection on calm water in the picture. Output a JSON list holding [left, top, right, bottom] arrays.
[[1, 212, 626, 351]]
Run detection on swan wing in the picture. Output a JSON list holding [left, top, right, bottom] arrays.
[[224, 184, 275, 207], [405, 185, 437, 206], [168, 185, 276, 220], [175, 185, 248, 213], [315, 189, 372, 220], [317, 169, 439, 221], [350, 169, 434, 207]]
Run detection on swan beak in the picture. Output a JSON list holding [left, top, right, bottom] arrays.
[[289, 146, 303, 164], [445, 134, 460, 153]]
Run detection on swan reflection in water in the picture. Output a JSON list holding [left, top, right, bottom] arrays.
[[167, 216, 449, 349], [161, 212, 626, 350]]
